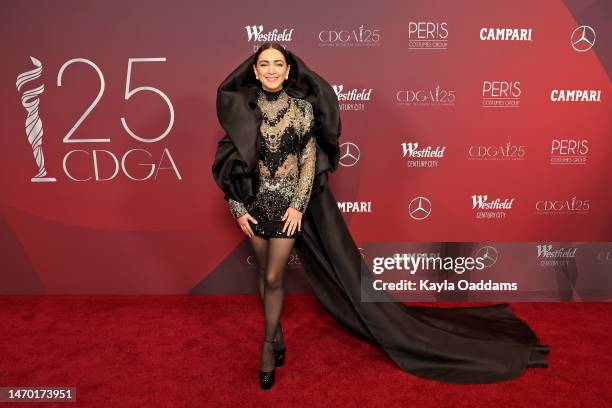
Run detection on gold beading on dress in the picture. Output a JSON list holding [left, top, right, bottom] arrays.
[[228, 87, 316, 239]]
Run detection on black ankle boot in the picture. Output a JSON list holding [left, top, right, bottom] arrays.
[[274, 324, 286, 368], [259, 339, 276, 390]]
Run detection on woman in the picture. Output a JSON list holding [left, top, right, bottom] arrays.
[[217, 43, 315, 390], [212, 43, 550, 390]]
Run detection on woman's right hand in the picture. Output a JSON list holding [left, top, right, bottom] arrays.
[[237, 213, 258, 238]]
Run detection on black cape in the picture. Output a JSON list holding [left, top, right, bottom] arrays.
[[211, 50, 550, 384]]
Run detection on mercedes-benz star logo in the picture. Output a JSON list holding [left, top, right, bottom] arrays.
[[473, 245, 499, 268], [571, 25, 596, 52], [339, 142, 360, 167], [408, 196, 432, 220]]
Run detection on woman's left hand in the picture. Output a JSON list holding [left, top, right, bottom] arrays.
[[282, 207, 303, 236]]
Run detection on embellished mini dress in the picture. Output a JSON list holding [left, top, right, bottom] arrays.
[[228, 87, 316, 239]]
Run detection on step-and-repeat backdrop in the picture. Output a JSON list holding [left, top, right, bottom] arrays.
[[1, 0, 610, 299]]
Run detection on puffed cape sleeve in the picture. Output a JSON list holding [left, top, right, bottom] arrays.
[[211, 133, 260, 203]]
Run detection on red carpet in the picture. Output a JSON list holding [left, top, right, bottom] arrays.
[[0, 295, 610, 407]]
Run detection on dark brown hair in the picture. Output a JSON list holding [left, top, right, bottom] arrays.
[[254, 42, 291, 67]]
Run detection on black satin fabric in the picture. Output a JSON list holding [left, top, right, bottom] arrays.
[[211, 49, 550, 384], [296, 182, 550, 383]]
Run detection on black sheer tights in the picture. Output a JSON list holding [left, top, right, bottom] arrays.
[[249, 235, 295, 372]]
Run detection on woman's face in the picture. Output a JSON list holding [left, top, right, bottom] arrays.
[[253, 48, 290, 92]]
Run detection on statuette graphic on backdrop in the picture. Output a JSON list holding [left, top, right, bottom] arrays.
[[16, 56, 56, 183]]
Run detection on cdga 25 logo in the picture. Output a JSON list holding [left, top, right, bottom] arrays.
[[16, 57, 181, 183]]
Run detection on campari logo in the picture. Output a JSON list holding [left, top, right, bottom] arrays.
[[550, 89, 601, 102], [535, 196, 590, 215], [550, 139, 588, 165], [536, 244, 578, 267], [407, 22, 448, 49], [401, 142, 446, 168], [481, 81, 521, 108], [332, 84, 373, 112], [480, 28, 533, 41], [318, 25, 381, 47], [337, 201, 372, 213], [396, 85, 455, 107], [16, 57, 181, 184], [471, 194, 515, 219], [468, 142, 526, 161]]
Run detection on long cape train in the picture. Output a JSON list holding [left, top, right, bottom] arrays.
[[211, 49, 550, 384]]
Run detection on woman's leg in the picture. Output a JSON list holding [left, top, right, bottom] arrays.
[[249, 235, 284, 349], [259, 237, 295, 371], [249, 235, 269, 304]]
